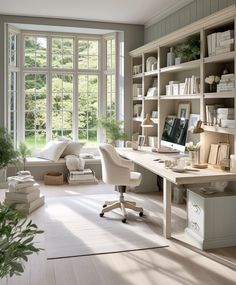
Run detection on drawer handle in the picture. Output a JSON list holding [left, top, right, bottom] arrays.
[[190, 221, 200, 232], [191, 203, 201, 214]]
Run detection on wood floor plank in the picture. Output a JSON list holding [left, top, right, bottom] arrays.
[[0, 182, 235, 285]]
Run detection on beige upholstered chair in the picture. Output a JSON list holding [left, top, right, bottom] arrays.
[[98, 143, 143, 223]]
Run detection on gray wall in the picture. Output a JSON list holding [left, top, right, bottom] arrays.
[[0, 15, 144, 137], [145, 0, 236, 43]]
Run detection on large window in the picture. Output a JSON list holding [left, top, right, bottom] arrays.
[[7, 30, 118, 148]]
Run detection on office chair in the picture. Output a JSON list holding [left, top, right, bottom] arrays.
[[98, 143, 144, 223]]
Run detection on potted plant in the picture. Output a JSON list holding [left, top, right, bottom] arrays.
[[0, 128, 18, 185], [174, 34, 200, 64], [18, 142, 32, 171], [0, 203, 43, 279], [97, 117, 127, 145]]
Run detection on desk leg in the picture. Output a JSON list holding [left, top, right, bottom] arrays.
[[163, 178, 172, 238]]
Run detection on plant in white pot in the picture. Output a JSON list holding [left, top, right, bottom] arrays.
[[0, 127, 18, 186]]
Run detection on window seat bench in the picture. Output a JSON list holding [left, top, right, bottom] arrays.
[[7, 156, 102, 181]]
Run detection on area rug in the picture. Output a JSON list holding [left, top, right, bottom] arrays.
[[45, 194, 168, 259]]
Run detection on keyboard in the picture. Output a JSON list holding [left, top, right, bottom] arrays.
[[153, 147, 180, 153]]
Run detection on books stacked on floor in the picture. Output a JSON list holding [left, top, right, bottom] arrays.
[[5, 171, 44, 214], [207, 30, 234, 56], [217, 73, 235, 92], [68, 169, 98, 185]]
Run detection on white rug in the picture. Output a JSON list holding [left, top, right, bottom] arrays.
[[45, 194, 168, 259]]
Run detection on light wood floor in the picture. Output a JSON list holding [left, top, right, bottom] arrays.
[[0, 182, 236, 285]]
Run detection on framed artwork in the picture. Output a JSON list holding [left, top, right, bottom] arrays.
[[177, 102, 191, 119], [151, 111, 158, 118], [188, 114, 200, 130], [137, 135, 145, 147]]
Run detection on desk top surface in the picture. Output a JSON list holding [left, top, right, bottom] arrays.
[[117, 147, 236, 185]]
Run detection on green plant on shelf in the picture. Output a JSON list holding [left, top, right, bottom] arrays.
[[174, 34, 200, 62]]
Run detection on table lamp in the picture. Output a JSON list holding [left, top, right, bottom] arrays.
[[142, 113, 154, 145]]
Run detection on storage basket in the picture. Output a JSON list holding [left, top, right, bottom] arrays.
[[44, 171, 64, 185]]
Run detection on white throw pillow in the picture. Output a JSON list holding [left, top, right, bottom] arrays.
[[37, 141, 69, 162], [61, 141, 85, 157]]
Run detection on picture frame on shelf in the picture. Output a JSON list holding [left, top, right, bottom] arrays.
[[137, 135, 145, 147], [177, 102, 191, 119], [146, 87, 157, 97], [151, 111, 158, 118], [188, 114, 200, 130]]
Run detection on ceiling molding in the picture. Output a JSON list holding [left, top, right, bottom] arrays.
[[145, 0, 194, 28]]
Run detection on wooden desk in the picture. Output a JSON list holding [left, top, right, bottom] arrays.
[[117, 148, 236, 239]]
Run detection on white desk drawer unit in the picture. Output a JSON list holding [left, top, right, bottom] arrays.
[[185, 188, 236, 250]]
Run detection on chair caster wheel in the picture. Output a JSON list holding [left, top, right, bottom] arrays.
[[139, 212, 144, 217], [99, 213, 104, 217], [122, 218, 126, 223], [103, 204, 107, 208]]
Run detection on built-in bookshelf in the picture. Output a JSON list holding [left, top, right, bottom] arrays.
[[130, 5, 236, 162]]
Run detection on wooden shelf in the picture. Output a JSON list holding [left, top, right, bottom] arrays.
[[160, 59, 200, 73], [204, 51, 235, 64], [144, 96, 158, 100], [144, 70, 158, 77], [160, 94, 201, 100], [132, 73, 143, 79], [203, 125, 235, 135], [204, 91, 235, 98], [133, 117, 142, 122], [133, 96, 143, 100]]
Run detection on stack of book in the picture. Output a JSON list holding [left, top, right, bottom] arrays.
[[68, 169, 98, 185], [207, 30, 234, 56], [165, 76, 200, 95], [217, 73, 235, 92], [5, 172, 44, 214]]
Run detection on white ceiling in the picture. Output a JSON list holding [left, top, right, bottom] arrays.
[[0, 0, 193, 27]]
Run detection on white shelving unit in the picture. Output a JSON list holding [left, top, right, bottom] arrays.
[[130, 6, 236, 162]]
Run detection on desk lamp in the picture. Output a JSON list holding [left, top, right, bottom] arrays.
[[142, 113, 154, 145], [191, 120, 204, 133]]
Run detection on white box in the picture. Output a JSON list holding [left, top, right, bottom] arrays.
[[172, 84, 179, 95], [166, 85, 172, 95], [148, 136, 158, 147]]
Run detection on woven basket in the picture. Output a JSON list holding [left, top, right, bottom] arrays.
[[44, 171, 64, 185]]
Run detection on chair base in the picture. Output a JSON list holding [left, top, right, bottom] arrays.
[[100, 200, 143, 222]]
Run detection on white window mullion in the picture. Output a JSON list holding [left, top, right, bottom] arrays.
[[47, 35, 52, 142], [73, 36, 78, 141]]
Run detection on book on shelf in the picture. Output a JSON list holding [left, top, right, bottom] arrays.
[[6, 195, 44, 214], [5, 188, 40, 203], [207, 30, 234, 56], [133, 84, 142, 97]]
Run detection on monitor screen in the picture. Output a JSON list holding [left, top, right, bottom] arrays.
[[161, 116, 189, 152]]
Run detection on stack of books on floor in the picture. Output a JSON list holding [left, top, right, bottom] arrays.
[[5, 171, 44, 214], [68, 168, 98, 185]]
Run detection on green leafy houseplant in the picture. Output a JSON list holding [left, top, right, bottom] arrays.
[[98, 117, 127, 145], [174, 34, 200, 62], [18, 142, 32, 171], [0, 127, 18, 170], [0, 203, 43, 278]]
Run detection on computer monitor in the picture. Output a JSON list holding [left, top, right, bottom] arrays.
[[161, 116, 189, 152]]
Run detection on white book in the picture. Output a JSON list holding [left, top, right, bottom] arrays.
[[211, 33, 216, 55], [207, 34, 212, 55], [68, 177, 98, 185], [14, 195, 45, 214], [216, 32, 221, 48], [8, 183, 39, 193], [183, 78, 188, 94], [187, 78, 191, 94], [5, 189, 40, 203], [219, 30, 234, 40], [190, 75, 195, 94], [68, 174, 95, 181], [220, 38, 234, 47]]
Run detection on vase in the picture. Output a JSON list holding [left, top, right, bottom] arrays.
[[209, 83, 217, 92], [189, 150, 199, 166]]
